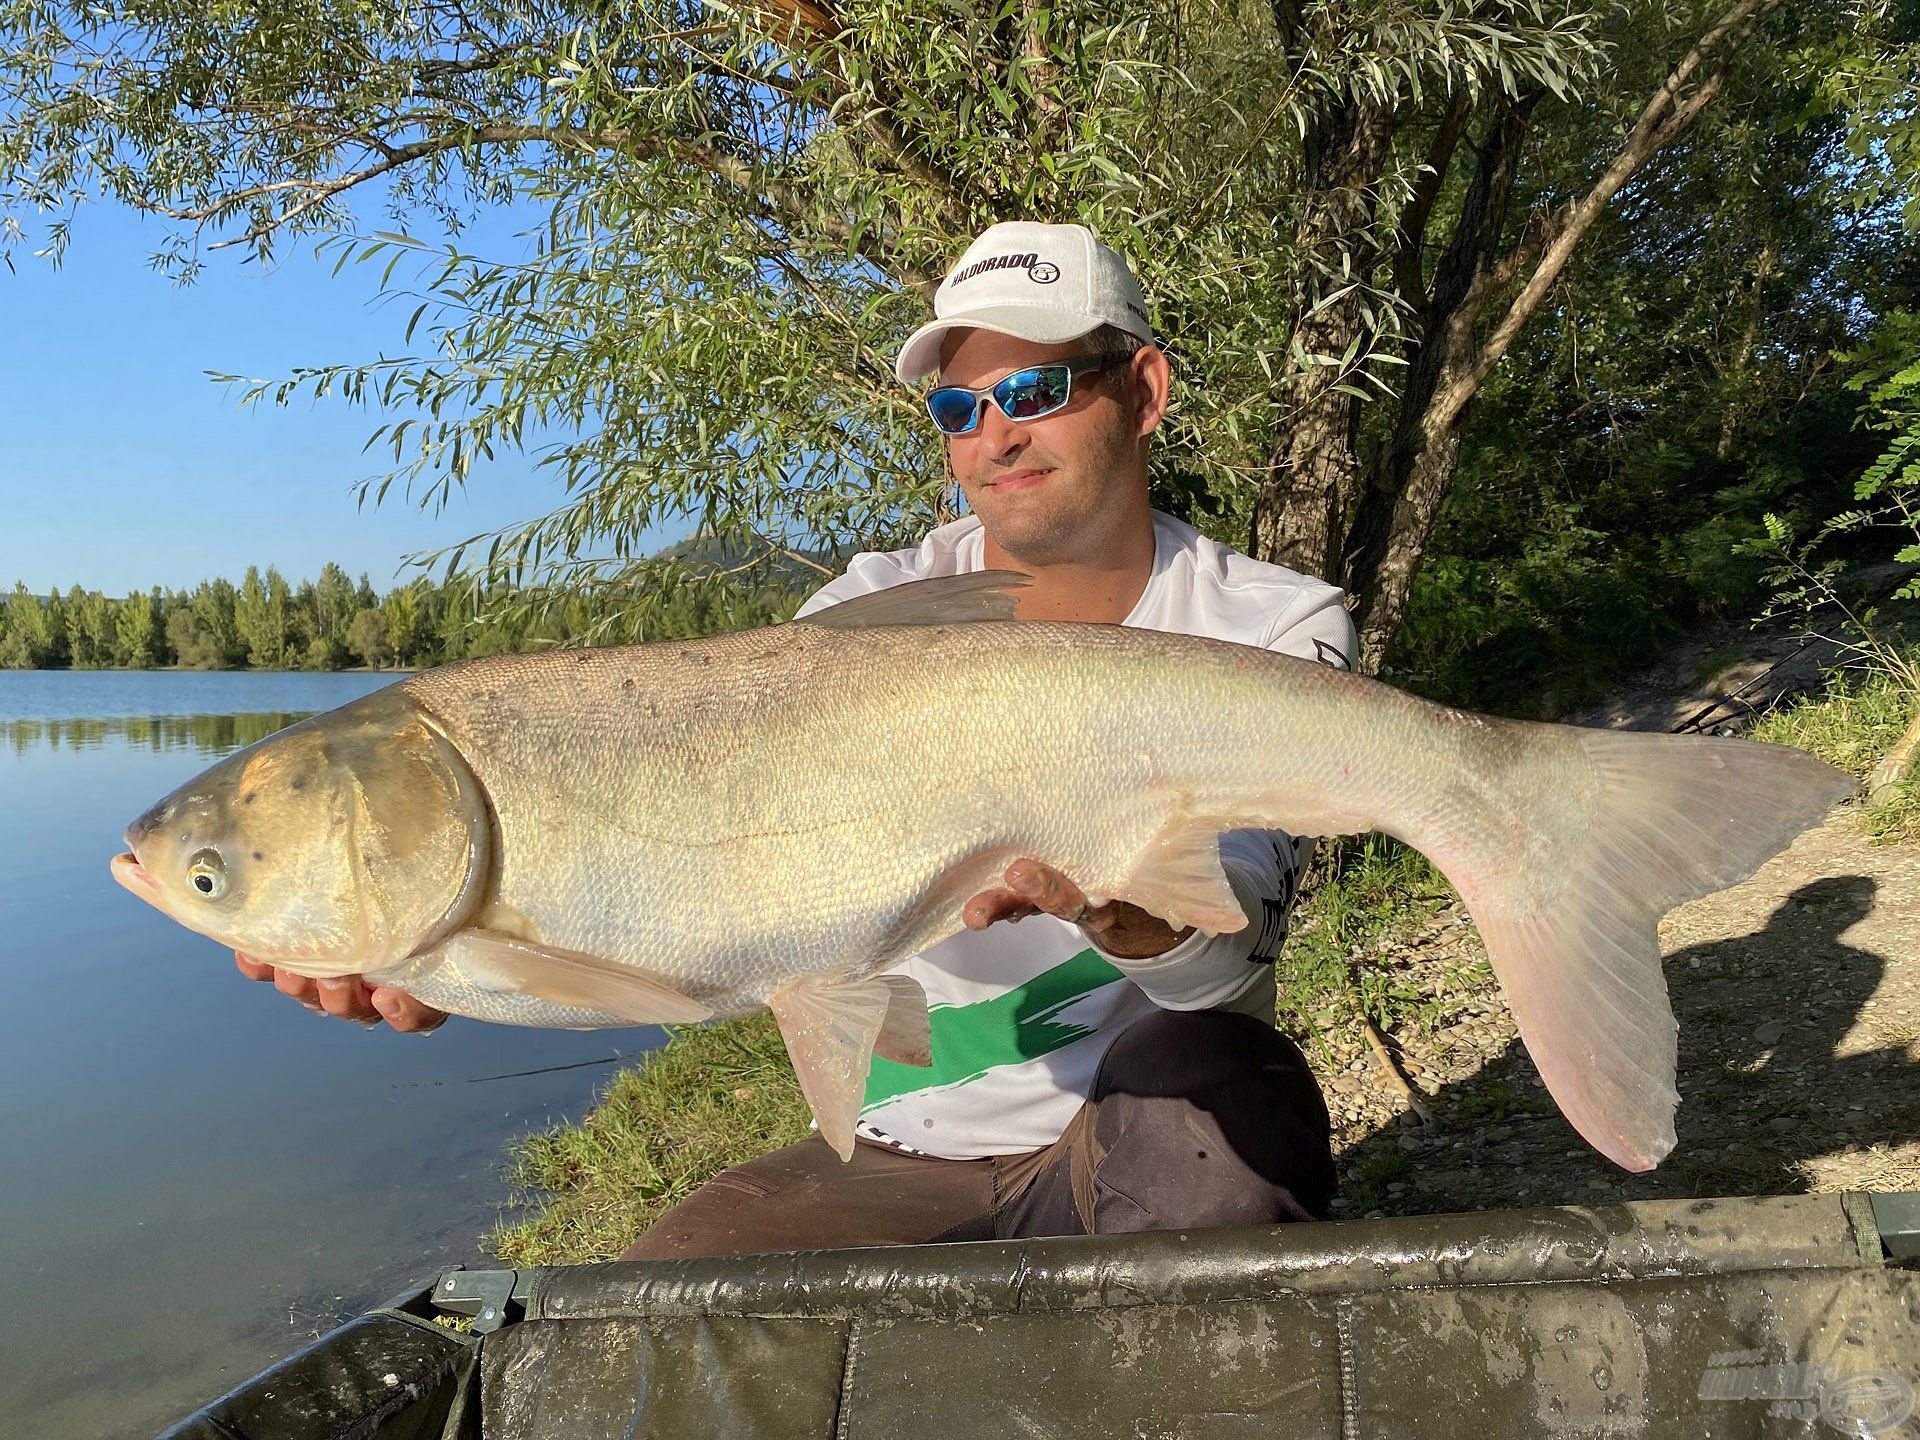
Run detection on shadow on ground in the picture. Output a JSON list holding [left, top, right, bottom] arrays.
[[1334, 874, 1920, 1216]]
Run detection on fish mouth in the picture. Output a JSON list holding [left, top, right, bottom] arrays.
[[109, 856, 173, 925], [111, 851, 161, 905], [113, 847, 228, 949]]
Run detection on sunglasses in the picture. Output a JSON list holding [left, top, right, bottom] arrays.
[[925, 352, 1126, 436]]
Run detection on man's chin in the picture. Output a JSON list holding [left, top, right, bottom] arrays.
[[981, 516, 1084, 569]]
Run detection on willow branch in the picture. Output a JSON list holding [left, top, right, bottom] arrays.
[[752, 0, 971, 232], [1362, 1015, 1435, 1124], [1437, 0, 1784, 429], [139, 117, 931, 284], [743, 0, 841, 42]]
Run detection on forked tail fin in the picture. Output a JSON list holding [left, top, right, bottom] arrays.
[[1439, 729, 1853, 1171]]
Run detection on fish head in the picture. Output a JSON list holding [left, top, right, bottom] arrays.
[[111, 687, 491, 977]]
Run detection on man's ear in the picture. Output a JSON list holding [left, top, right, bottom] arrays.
[[1131, 346, 1172, 439]]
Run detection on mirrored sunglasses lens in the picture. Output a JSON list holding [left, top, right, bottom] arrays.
[[927, 389, 981, 434], [996, 366, 1071, 420]]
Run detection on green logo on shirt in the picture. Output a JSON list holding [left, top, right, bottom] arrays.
[[862, 949, 1125, 1110]]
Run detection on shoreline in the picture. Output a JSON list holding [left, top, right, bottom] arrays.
[[0, 665, 419, 676]]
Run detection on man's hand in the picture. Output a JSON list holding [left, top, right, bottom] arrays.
[[962, 859, 1196, 960], [234, 952, 449, 1033]]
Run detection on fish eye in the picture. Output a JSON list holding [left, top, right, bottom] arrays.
[[186, 848, 227, 900]]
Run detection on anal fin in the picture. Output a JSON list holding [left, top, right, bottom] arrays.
[[447, 929, 715, 1026], [767, 975, 905, 1161]]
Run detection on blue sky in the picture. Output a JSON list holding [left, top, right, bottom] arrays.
[[2, 199, 605, 597]]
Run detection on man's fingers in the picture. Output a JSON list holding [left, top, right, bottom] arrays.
[[1003, 859, 1085, 915], [242, 955, 441, 1031], [235, 952, 275, 982], [371, 987, 448, 1034], [965, 861, 1130, 933], [1001, 859, 1118, 929], [272, 968, 321, 1008], [1072, 905, 1121, 935], [316, 975, 380, 1022], [268, 967, 377, 1024], [963, 889, 1040, 930]]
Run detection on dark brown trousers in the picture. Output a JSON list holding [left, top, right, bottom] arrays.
[[622, 1009, 1335, 1261]]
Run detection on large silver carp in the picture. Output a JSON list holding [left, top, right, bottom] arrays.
[[111, 575, 1851, 1170]]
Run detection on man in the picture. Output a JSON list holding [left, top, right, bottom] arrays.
[[241, 221, 1357, 1255]]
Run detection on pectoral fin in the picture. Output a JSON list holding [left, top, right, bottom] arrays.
[[447, 929, 715, 1025], [766, 975, 903, 1160], [874, 974, 933, 1067], [1114, 814, 1249, 934]]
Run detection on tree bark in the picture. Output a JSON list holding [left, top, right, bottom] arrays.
[[1716, 242, 1775, 460], [1247, 94, 1396, 583], [1393, 92, 1473, 311]]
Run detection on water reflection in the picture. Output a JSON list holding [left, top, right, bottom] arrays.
[[4, 710, 310, 757]]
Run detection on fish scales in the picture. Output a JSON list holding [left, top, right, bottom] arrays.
[[395, 623, 1423, 997]]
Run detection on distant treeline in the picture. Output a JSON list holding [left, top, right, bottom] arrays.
[[4, 711, 311, 757], [0, 563, 797, 671]]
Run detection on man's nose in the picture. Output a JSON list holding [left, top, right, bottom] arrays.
[[971, 397, 1030, 458]]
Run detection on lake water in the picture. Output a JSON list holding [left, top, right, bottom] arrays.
[[0, 670, 662, 1439]]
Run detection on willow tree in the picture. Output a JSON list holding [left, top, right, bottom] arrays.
[[0, 0, 1838, 661]]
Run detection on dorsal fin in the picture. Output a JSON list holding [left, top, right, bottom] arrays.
[[796, 571, 1028, 629]]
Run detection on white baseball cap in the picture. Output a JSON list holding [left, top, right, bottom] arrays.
[[895, 221, 1156, 384]]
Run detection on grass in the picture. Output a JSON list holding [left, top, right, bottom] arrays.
[[1337, 1145, 1414, 1215], [489, 1012, 810, 1266], [1443, 1075, 1549, 1126], [1278, 836, 1472, 1056], [1747, 647, 1920, 845]]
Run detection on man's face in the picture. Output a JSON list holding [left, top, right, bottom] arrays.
[[938, 329, 1162, 567]]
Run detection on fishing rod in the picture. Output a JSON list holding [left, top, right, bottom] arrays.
[[391, 1051, 638, 1088], [1671, 632, 1830, 736]]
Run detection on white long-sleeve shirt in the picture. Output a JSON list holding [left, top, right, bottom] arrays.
[[795, 510, 1357, 1158]]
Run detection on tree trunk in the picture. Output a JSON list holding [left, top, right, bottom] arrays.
[[1716, 243, 1775, 460], [1342, 95, 1538, 671], [1247, 96, 1396, 583]]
